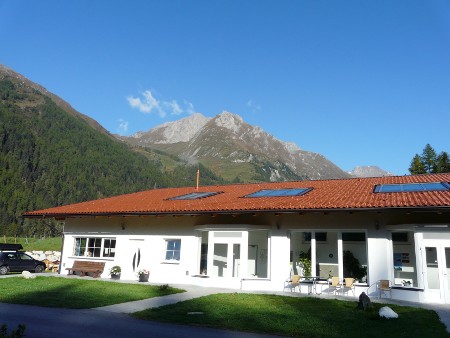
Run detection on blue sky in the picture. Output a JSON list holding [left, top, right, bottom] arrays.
[[1, 1, 449, 175]]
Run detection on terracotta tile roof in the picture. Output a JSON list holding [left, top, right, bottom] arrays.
[[23, 174, 450, 218]]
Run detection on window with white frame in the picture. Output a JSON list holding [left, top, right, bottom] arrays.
[[103, 238, 116, 257], [72, 237, 116, 258], [165, 239, 181, 262]]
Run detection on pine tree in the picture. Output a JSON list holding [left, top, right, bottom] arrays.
[[409, 154, 426, 174], [436, 151, 450, 173], [421, 144, 437, 173]]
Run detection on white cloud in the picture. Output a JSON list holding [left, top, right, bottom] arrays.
[[117, 119, 129, 135], [165, 100, 182, 115], [127, 89, 195, 118], [185, 101, 196, 115], [247, 100, 261, 113], [127, 90, 165, 117]]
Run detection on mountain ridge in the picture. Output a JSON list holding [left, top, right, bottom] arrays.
[[0, 64, 111, 138], [348, 166, 393, 178], [121, 111, 351, 182]]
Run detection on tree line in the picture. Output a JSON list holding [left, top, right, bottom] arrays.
[[409, 144, 450, 174]]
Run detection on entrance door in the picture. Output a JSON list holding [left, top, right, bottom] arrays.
[[423, 242, 450, 303], [212, 243, 241, 278], [248, 245, 258, 277], [125, 239, 144, 277], [443, 247, 450, 304], [213, 244, 228, 277]]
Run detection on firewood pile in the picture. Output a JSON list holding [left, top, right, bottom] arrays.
[[28, 251, 61, 272]]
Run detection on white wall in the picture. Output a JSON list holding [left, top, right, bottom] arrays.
[[59, 211, 450, 305], [366, 230, 392, 296]]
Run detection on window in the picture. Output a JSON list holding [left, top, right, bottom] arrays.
[[73, 237, 116, 258], [87, 238, 102, 257], [18, 253, 33, 260], [103, 239, 116, 257], [374, 182, 450, 193], [342, 232, 366, 242], [244, 188, 311, 198], [303, 232, 327, 242], [168, 191, 222, 200], [392, 232, 409, 243], [165, 239, 181, 261]]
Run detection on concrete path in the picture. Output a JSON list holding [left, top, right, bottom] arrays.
[[94, 284, 239, 313]]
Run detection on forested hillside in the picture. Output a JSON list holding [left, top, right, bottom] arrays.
[[0, 77, 225, 237]]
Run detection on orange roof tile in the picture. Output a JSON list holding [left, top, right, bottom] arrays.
[[23, 174, 450, 218]]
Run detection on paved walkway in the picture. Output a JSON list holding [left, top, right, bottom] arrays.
[[94, 283, 240, 313]]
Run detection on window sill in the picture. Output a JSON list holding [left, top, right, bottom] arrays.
[[161, 260, 180, 265], [240, 277, 270, 281], [392, 286, 424, 291], [68, 256, 114, 261]]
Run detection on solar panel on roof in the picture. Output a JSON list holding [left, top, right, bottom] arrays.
[[168, 191, 222, 200], [244, 188, 311, 198], [374, 182, 450, 193]]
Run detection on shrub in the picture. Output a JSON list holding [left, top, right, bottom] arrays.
[[159, 284, 169, 291], [0, 324, 26, 338]]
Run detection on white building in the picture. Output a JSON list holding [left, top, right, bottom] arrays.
[[24, 174, 450, 304]]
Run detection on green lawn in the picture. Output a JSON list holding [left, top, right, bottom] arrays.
[[0, 277, 447, 337], [133, 293, 449, 338], [0, 277, 184, 309], [0, 237, 62, 251]]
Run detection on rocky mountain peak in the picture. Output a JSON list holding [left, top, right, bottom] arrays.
[[132, 113, 211, 144], [349, 166, 393, 178], [213, 111, 244, 133]]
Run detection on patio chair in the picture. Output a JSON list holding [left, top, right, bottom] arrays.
[[327, 276, 341, 294], [377, 279, 392, 299], [341, 278, 355, 296], [284, 274, 301, 292]]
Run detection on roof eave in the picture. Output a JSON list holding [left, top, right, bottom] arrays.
[[22, 205, 450, 220]]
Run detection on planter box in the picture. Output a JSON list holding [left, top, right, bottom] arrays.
[[139, 273, 149, 282]]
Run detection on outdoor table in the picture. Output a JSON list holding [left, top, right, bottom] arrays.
[[300, 276, 321, 294]]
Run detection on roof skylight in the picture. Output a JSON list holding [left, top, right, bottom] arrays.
[[168, 191, 222, 200], [244, 188, 311, 198], [374, 182, 450, 193]]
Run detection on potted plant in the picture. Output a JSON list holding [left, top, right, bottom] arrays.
[[137, 268, 149, 282], [109, 265, 121, 280], [298, 250, 312, 277]]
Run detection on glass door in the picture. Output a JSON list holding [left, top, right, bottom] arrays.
[[424, 243, 450, 303], [443, 247, 450, 303], [212, 243, 241, 278], [425, 247, 440, 289], [213, 244, 228, 277]]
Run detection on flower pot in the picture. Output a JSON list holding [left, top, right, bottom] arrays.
[[111, 274, 121, 280], [139, 273, 149, 282]]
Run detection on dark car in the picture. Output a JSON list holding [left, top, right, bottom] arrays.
[[0, 243, 46, 275]]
